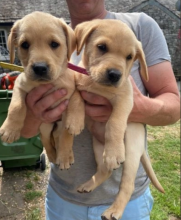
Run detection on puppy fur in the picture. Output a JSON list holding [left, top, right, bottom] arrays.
[[74, 19, 164, 220], [0, 11, 85, 169]]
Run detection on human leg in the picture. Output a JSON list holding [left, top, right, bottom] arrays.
[[88, 187, 153, 220], [45, 184, 88, 220], [45, 185, 153, 220]]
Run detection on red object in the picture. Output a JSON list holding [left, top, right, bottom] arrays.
[[68, 63, 88, 75], [0, 64, 87, 90], [0, 71, 20, 90]]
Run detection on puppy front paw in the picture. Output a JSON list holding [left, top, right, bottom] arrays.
[[0, 127, 21, 143], [56, 150, 74, 170], [65, 116, 84, 136], [77, 180, 96, 193], [101, 204, 123, 220], [103, 148, 125, 171]]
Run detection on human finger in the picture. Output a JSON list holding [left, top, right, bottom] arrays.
[[26, 84, 54, 108], [80, 91, 110, 105], [42, 99, 69, 123], [85, 104, 112, 122], [33, 88, 67, 117]]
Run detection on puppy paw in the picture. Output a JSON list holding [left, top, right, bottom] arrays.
[[103, 149, 125, 171], [101, 205, 123, 220], [77, 180, 95, 193], [0, 127, 21, 143], [65, 117, 84, 136], [46, 152, 56, 164], [56, 150, 74, 170]]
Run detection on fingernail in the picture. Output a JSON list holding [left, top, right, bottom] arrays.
[[59, 89, 67, 95], [64, 99, 69, 106]]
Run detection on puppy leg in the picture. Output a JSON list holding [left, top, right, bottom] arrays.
[[0, 86, 27, 143], [39, 123, 56, 163], [77, 137, 112, 193], [102, 123, 145, 220], [65, 89, 85, 135], [77, 78, 133, 171], [103, 108, 129, 171], [56, 115, 74, 170]]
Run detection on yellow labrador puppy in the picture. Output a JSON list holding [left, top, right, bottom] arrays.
[[74, 19, 164, 220], [0, 11, 85, 170]]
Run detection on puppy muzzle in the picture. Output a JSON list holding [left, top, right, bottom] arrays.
[[107, 69, 122, 85], [32, 62, 50, 81]]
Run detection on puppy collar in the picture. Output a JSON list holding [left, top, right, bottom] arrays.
[[68, 63, 88, 75]]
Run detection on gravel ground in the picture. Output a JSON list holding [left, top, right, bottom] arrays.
[[0, 153, 180, 220], [0, 153, 50, 220]]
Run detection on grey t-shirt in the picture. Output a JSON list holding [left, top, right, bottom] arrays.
[[49, 12, 171, 206]]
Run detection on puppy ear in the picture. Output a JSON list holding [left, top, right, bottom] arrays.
[[135, 41, 149, 82], [74, 20, 98, 55], [60, 19, 76, 61], [7, 20, 20, 64]]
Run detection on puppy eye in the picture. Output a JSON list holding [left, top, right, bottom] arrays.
[[126, 54, 132, 60], [97, 44, 107, 52], [50, 41, 60, 49], [21, 41, 30, 49]]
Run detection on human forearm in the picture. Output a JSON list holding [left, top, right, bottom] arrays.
[[129, 92, 180, 126], [129, 64, 180, 126]]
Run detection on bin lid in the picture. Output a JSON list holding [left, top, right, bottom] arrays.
[[0, 90, 12, 99]]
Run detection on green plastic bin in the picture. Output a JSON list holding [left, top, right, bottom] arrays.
[[0, 90, 46, 170]]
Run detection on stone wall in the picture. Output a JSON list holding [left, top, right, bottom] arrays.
[[131, 3, 180, 79], [104, 0, 180, 78]]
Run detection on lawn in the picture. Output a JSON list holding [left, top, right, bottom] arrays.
[[147, 120, 180, 220]]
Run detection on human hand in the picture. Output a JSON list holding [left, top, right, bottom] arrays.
[[80, 91, 112, 143], [21, 84, 69, 138], [26, 84, 69, 122], [128, 76, 146, 123], [80, 91, 112, 123]]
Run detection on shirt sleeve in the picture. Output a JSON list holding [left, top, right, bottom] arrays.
[[136, 13, 171, 67]]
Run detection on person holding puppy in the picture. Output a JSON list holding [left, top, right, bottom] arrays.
[[21, 0, 180, 219]]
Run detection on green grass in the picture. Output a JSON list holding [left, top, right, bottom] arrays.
[[33, 173, 40, 181], [25, 181, 34, 190], [147, 120, 180, 220], [24, 191, 43, 202], [26, 207, 41, 220], [23, 170, 33, 179]]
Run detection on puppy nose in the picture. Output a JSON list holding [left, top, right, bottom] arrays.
[[107, 69, 122, 83], [32, 62, 48, 76]]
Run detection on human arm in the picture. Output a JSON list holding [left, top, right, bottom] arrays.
[[21, 84, 69, 138], [81, 61, 180, 142], [129, 61, 180, 126]]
